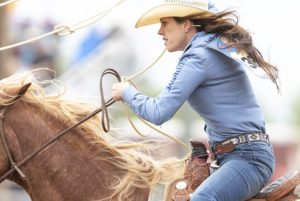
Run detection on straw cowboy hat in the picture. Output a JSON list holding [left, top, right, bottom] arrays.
[[136, 0, 218, 28]]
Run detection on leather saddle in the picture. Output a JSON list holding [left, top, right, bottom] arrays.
[[248, 170, 300, 201], [166, 141, 300, 201]]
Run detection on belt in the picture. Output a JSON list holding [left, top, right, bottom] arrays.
[[212, 133, 269, 154]]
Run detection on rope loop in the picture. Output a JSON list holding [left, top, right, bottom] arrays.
[[53, 24, 76, 36], [99, 68, 121, 133]]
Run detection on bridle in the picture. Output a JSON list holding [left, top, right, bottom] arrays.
[[0, 106, 26, 180], [0, 68, 121, 183]]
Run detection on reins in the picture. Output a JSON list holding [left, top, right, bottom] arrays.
[[99, 68, 121, 132], [0, 68, 121, 182]]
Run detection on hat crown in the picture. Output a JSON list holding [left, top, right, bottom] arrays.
[[163, 0, 208, 11], [135, 0, 213, 28]]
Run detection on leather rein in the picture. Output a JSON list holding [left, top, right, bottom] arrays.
[[0, 68, 121, 182]]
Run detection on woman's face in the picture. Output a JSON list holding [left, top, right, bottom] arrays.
[[158, 17, 195, 52]]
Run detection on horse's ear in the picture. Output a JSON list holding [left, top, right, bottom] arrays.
[[18, 83, 31, 97], [0, 83, 31, 104], [8, 83, 32, 103]]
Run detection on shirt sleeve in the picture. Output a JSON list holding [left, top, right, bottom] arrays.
[[122, 52, 207, 125]]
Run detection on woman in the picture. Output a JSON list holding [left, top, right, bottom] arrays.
[[111, 0, 278, 200]]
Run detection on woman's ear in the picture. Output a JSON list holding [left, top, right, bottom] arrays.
[[184, 19, 194, 33]]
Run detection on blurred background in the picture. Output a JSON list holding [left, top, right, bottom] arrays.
[[1, 0, 300, 200]]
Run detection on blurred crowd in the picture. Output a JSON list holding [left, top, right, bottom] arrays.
[[0, 7, 137, 82], [11, 18, 60, 79]]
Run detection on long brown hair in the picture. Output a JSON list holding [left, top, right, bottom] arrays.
[[175, 10, 279, 90]]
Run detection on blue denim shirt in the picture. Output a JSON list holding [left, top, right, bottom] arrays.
[[122, 31, 265, 143]]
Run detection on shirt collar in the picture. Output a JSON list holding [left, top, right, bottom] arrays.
[[183, 31, 209, 53]]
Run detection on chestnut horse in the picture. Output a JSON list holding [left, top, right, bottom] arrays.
[[1, 71, 300, 201], [0, 72, 185, 201]]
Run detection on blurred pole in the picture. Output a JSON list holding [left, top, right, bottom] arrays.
[[0, 6, 14, 79]]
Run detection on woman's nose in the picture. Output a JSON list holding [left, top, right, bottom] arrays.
[[157, 26, 163, 35]]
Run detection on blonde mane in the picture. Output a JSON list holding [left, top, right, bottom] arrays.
[[0, 70, 186, 201]]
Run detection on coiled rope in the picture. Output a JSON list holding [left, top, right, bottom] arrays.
[[0, 0, 18, 8], [0, 0, 190, 154], [99, 49, 191, 153], [0, 0, 125, 51]]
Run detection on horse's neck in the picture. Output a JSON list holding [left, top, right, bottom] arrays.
[[6, 102, 149, 201], [24, 135, 119, 201]]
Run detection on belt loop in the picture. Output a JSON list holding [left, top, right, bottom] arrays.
[[265, 134, 270, 145], [245, 134, 252, 145]]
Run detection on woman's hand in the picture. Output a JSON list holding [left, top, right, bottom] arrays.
[[111, 82, 128, 101]]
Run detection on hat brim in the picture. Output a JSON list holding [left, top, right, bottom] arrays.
[[135, 4, 209, 28]]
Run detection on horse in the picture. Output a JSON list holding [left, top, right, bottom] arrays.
[[1, 71, 300, 201], [0, 71, 185, 201]]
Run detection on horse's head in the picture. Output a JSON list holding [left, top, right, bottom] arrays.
[[0, 83, 31, 178]]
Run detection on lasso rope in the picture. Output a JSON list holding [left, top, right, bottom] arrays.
[[114, 49, 191, 154], [0, 0, 125, 52], [100, 63, 191, 154], [0, 0, 18, 8], [122, 102, 191, 153], [0, 0, 190, 154], [122, 49, 167, 81]]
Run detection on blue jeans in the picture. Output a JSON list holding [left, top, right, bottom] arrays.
[[190, 141, 275, 201]]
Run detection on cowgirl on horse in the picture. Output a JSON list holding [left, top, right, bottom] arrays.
[[112, 0, 278, 200]]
